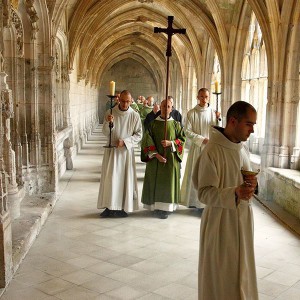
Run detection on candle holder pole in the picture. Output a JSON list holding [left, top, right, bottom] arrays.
[[104, 95, 116, 148], [212, 92, 222, 124]]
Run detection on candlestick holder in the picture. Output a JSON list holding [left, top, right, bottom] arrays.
[[104, 95, 116, 148], [212, 92, 222, 124]]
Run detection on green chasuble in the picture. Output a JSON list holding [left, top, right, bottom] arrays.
[[141, 117, 185, 212], [139, 106, 153, 130], [130, 102, 140, 113]]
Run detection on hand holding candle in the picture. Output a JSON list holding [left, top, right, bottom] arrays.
[[109, 81, 115, 96]]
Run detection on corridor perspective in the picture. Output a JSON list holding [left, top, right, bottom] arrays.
[[1, 126, 300, 300]]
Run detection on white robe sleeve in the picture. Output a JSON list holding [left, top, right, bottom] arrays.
[[185, 112, 205, 147], [123, 115, 143, 150], [193, 151, 237, 209]]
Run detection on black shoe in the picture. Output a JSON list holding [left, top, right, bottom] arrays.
[[100, 208, 110, 218], [110, 210, 128, 218], [197, 208, 204, 214], [119, 209, 128, 218], [158, 210, 168, 219]]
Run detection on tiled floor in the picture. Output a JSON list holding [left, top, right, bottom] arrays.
[[1, 125, 300, 300]]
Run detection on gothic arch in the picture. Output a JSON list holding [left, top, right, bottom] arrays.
[[283, 1, 300, 169]]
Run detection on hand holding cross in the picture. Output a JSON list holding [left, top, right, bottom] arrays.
[[154, 16, 186, 157]]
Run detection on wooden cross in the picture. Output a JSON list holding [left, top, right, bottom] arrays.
[[154, 16, 186, 157], [154, 16, 186, 57]]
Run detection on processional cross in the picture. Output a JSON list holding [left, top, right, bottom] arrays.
[[154, 16, 186, 156]]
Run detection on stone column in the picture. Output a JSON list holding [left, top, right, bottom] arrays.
[[0, 1, 13, 286], [0, 161, 13, 288], [0, 72, 23, 219]]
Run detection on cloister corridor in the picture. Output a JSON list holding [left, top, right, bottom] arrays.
[[0, 125, 299, 300]]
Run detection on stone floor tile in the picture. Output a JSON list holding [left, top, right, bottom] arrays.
[[256, 266, 275, 279], [107, 268, 146, 283], [85, 261, 121, 276], [105, 285, 148, 300], [1, 125, 300, 300], [154, 282, 197, 300], [55, 286, 99, 300], [275, 287, 300, 300], [34, 278, 75, 295], [13, 269, 54, 286], [66, 254, 102, 268], [263, 270, 300, 286], [81, 275, 123, 293], [107, 254, 143, 268], [257, 279, 289, 297], [137, 293, 170, 300], [1, 286, 50, 300], [257, 294, 274, 300], [60, 269, 99, 285]]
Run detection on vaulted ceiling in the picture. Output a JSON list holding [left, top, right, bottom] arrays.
[[46, 0, 295, 89], [47, 0, 247, 86]]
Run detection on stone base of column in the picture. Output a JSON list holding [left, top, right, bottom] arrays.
[[7, 188, 25, 220], [0, 212, 13, 288], [290, 147, 300, 170], [278, 146, 289, 169]]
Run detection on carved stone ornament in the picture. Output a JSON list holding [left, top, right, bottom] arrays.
[[55, 48, 60, 82], [3, 0, 11, 27], [24, 0, 39, 40], [1, 89, 14, 118], [62, 64, 70, 82], [11, 0, 19, 10], [11, 9, 24, 57]]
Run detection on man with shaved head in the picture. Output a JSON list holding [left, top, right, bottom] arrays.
[[193, 101, 258, 300], [98, 90, 142, 218], [141, 99, 185, 219]]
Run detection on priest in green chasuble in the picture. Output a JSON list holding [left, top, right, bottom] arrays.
[[141, 99, 186, 219]]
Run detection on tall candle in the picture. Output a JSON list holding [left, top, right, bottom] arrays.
[[109, 81, 115, 96], [215, 80, 219, 93]]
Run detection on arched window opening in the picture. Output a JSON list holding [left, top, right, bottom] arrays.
[[241, 13, 268, 154], [211, 53, 222, 115]]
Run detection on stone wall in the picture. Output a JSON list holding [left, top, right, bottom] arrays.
[[98, 58, 158, 123], [260, 168, 300, 219], [69, 54, 99, 154]]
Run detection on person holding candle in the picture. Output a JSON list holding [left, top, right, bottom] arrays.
[[98, 90, 143, 218], [180, 88, 221, 210], [193, 101, 258, 300]]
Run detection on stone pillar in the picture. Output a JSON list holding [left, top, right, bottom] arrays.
[[64, 138, 73, 170], [0, 5, 13, 281], [278, 146, 290, 169], [0, 0, 14, 286], [291, 147, 300, 170], [0, 167, 13, 288], [0, 71, 22, 219]]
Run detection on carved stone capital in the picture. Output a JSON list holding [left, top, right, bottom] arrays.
[[3, 0, 12, 27], [24, 0, 39, 40]]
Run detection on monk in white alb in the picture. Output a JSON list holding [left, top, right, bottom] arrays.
[[97, 90, 142, 218], [193, 101, 259, 300], [181, 88, 221, 209]]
